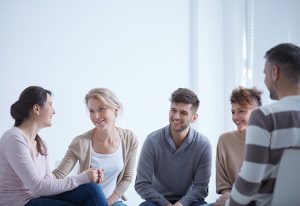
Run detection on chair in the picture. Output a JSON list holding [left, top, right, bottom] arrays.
[[271, 148, 300, 206]]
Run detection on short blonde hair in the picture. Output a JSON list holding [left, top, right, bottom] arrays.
[[85, 88, 123, 114]]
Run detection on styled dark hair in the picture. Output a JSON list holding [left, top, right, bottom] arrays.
[[170, 88, 200, 112], [265, 43, 300, 83], [230, 86, 262, 107], [10, 86, 51, 155]]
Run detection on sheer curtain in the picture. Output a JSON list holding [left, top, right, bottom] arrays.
[[246, 0, 300, 104]]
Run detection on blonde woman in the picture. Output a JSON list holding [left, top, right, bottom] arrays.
[[0, 86, 107, 206], [53, 88, 138, 206]]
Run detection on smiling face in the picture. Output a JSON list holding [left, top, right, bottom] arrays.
[[169, 102, 198, 134], [87, 97, 117, 130], [231, 103, 254, 132]]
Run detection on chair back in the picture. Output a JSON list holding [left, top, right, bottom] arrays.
[[271, 148, 300, 206]]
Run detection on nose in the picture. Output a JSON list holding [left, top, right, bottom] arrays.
[[232, 113, 239, 120], [93, 111, 101, 118], [52, 108, 56, 115], [173, 112, 180, 119]]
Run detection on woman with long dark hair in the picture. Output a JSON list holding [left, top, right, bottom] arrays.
[[0, 86, 108, 206]]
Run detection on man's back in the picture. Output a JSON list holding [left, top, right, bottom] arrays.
[[228, 95, 300, 205]]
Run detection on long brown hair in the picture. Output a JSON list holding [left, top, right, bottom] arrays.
[[10, 86, 51, 155]]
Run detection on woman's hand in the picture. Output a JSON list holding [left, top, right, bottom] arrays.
[[85, 168, 104, 183], [107, 192, 120, 206]]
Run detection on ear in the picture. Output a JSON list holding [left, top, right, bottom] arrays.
[[32, 104, 40, 115], [271, 65, 280, 81], [191, 113, 198, 123], [114, 108, 119, 117]]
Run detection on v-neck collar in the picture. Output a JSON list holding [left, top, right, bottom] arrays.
[[164, 126, 194, 153]]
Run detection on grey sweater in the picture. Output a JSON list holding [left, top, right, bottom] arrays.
[[135, 125, 212, 206]]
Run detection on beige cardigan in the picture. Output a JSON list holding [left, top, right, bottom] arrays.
[[53, 127, 138, 200]]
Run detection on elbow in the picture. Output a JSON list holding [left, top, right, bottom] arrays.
[[29, 181, 46, 196], [52, 169, 66, 179]]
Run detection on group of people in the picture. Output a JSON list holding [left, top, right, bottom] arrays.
[[0, 42, 299, 206]]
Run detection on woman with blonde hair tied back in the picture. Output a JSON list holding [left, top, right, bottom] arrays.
[[53, 88, 138, 206]]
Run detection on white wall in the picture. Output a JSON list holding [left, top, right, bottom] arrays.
[[189, 0, 249, 202], [3, 0, 298, 205], [0, 1, 191, 205]]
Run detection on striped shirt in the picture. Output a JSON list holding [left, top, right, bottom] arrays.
[[226, 95, 300, 206]]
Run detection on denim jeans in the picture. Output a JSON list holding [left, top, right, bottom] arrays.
[[25, 183, 108, 206], [112, 201, 127, 206], [139, 199, 207, 206]]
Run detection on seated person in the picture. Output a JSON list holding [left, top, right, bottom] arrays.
[[215, 87, 262, 205], [0, 86, 107, 206], [53, 88, 138, 206], [219, 43, 300, 205], [135, 88, 212, 206]]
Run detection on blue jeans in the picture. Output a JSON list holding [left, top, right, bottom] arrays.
[[112, 201, 127, 206], [139, 200, 207, 206], [25, 183, 108, 206]]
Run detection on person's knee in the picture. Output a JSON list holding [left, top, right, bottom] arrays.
[[80, 183, 105, 197], [112, 201, 127, 206], [139, 201, 157, 206], [86, 183, 102, 190], [80, 183, 107, 205]]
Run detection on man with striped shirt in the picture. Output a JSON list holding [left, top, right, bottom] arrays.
[[217, 43, 300, 206]]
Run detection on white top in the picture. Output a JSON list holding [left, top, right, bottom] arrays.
[[0, 127, 89, 206], [91, 142, 124, 199]]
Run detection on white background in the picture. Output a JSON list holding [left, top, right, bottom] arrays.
[[1, 0, 299, 205]]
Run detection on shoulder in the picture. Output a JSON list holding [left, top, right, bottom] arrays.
[[189, 129, 212, 160], [1, 127, 25, 144], [192, 129, 212, 155], [217, 131, 240, 153], [0, 128, 29, 155], [139, 127, 166, 156], [146, 126, 166, 144], [192, 128, 210, 145], [117, 127, 137, 141], [249, 98, 299, 134], [139, 126, 166, 149], [117, 127, 138, 146], [218, 131, 237, 143], [252, 98, 296, 120], [259, 97, 299, 116], [248, 105, 276, 132], [70, 129, 93, 146]]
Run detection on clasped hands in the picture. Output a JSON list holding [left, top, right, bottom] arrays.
[[85, 168, 104, 183]]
